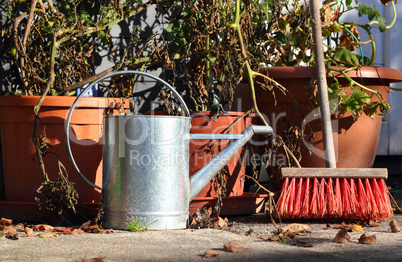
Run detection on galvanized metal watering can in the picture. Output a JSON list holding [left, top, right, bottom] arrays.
[[65, 71, 272, 230]]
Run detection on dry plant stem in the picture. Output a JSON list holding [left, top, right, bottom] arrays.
[[244, 175, 274, 197], [232, 0, 301, 169], [32, 115, 49, 182], [232, 0, 267, 127], [245, 175, 281, 230], [389, 191, 401, 211], [12, 12, 29, 93]]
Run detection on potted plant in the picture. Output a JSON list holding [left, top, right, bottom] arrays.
[[0, 0, 164, 220], [232, 0, 402, 172], [0, 0, 269, 220]]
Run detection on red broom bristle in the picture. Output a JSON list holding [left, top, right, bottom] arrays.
[[335, 178, 342, 217], [326, 178, 337, 216], [318, 178, 326, 218], [292, 178, 303, 218], [341, 178, 352, 219], [357, 178, 369, 220], [301, 177, 311, 218], [350, 179, 362, 218], [285, 178, 296, 218], [276, 177, 289, 217], [371, 179, 387, 219], [365, 178, 379, 220], [378, 179, 393, 219], [278, 174, 391, 220], [310, 178, 319, 218]]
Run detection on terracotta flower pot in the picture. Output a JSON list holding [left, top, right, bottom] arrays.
[[0, 96, 127, 203], [234, 66, 402, 168], [189, 111, 252, 198]]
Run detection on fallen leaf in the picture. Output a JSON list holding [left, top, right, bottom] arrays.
[[203, 250, 219, 258], [389, 220, 400, 233], [358, 234, 376, 245], [369, 220, 381, 227], [25, 227, 33, 235], [81, 258, 104, 262], [267, 235, 279, 242], [350, 225, 364, 232], [1, 225, 16, 235], [223, 240, 248, 253], [216, 216, 228, 228], [6, 232, 19, 240], [0, 218, 12, 226], [79, 220, 94, 231], [285, 229, 297, 239], [333, 228, 350, 243], [71, 229, 85, 235], [14, 224, 25, 232], [39, 233, 59, 238], [281, 223, 309, 233], [87, 225, 102, 233], [54, 228, 75, 233], [294, 240, 313, 247], [35, 224, 54, 231]]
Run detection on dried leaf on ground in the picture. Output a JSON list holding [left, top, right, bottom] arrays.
[[1, 225, 16, 235], [71, 229, 85, 235], [285, 229, 297, 239], [267, 235, 279, 242], [81, 257, 104, 262], [87, 225, 102, 233], [223, 240, 248, 253], [25, 227, 34, 235], [14, 223, 25, 232], [5, 232, 19, 240], [335, 223, 363, 232], [389, 220, 400, 233], [358, 234, 376, 245], [211, 216, 228, 228], [294, 240, 313, 247], [281, 224, 309, 233], [203, 250, 219, 258], [350, 225, 364, 232], [369, 220, 381, 227], [54, 228, 75, 233], [39, 233, 59, 238], [190, 207, 213, 228], [35, 224, 54, 231], [333, 228, 350, 243], [0, 218, 12, 226], [79, 220, 94, 231]]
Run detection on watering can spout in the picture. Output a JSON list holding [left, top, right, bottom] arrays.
[[189, 125, 273, 201]]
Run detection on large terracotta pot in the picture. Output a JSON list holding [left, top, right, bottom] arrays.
[[0, 96, 127, 203], [234, 66, 402, 168]]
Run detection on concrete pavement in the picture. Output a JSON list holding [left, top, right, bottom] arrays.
[[1, 213, 401, 262]]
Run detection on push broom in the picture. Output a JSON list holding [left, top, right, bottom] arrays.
[[276, 0, 393, 221]]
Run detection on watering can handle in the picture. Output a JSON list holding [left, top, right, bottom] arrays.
[[65, 70, 190, 190]]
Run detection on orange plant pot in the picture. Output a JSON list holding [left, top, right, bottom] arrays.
[[0, 96, 127, 203], [189, 111, 252, 198], [235, 66, 402, 168]]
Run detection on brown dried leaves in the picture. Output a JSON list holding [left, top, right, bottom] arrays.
[[390, 220, 400, 233]]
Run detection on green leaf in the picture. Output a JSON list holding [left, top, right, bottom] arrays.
[[367, 6, 377, 21], [333, 48, 361, 66], [343, 89, 370, 114], [377, 15, 387, 32], [364, 103, 379, 119]]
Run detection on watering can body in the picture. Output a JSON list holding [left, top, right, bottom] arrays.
[[103, 115, 191, 230], [65, 71, 273, 230]]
